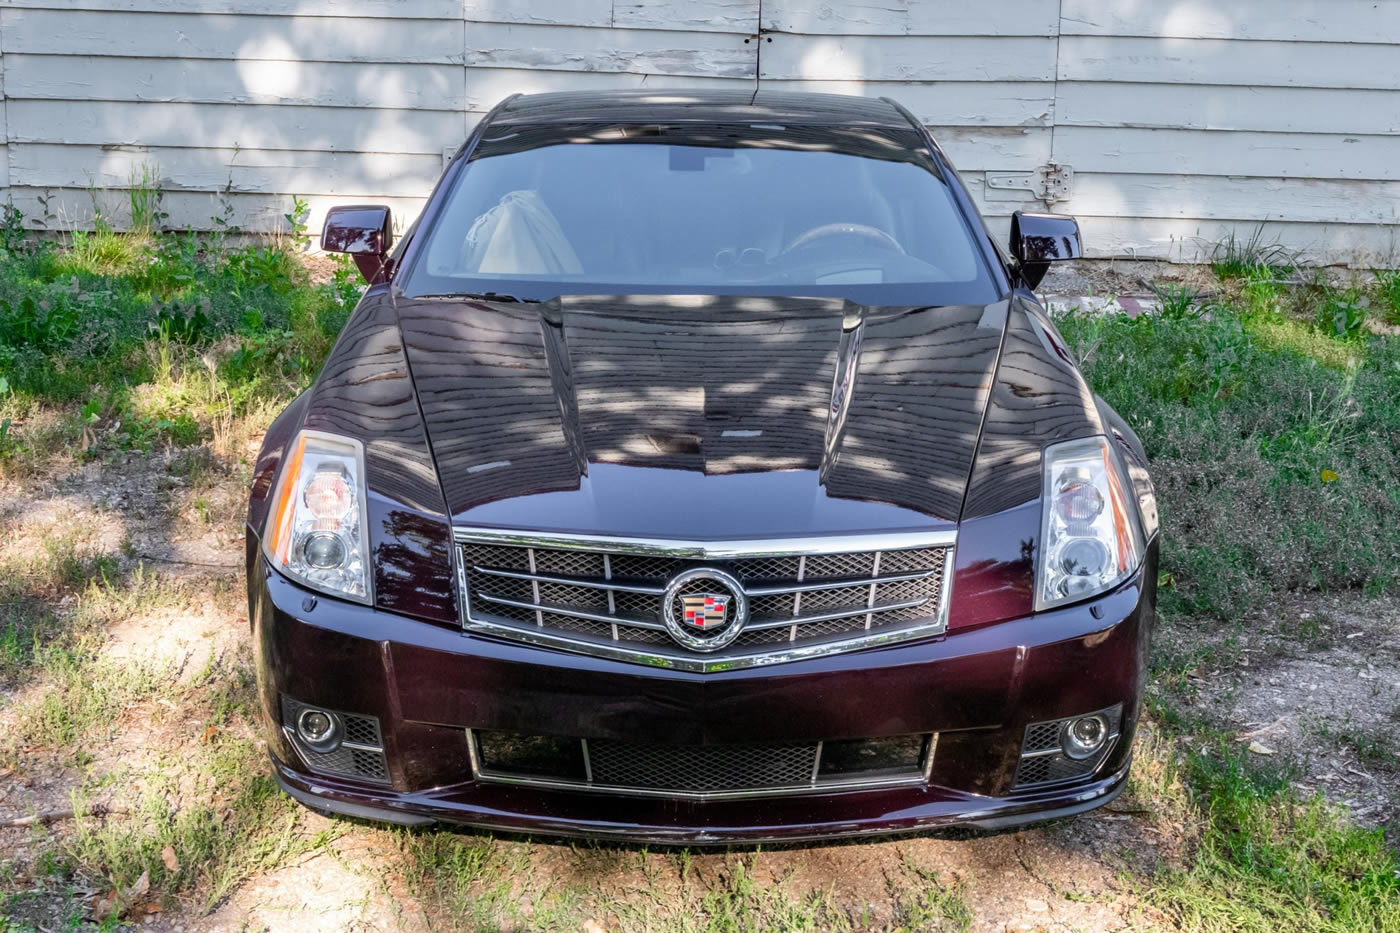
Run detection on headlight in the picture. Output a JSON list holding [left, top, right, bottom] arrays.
[[1036, 436, 1143, 611], [263, 430, 372, 604]]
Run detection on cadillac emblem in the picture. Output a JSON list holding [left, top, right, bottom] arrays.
[[662, 568, 748, 652], [681, 593, 729, 629]]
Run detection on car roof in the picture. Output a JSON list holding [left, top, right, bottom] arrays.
[[490, 88, 915, 129]]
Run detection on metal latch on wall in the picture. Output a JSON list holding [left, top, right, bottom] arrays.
[[986, 162, 1074, 205]]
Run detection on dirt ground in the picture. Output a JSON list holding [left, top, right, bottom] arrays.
[[0, 401, 1395, 931]]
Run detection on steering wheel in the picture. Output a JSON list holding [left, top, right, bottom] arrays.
[[782, 222, 905, 257]]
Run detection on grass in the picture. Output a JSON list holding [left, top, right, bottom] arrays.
[[1147, 747, 1400, 932], [1, 201, 1399, 929], [0, 198, 360, 474], [1057, 293, 1400, 620], [1373, 269, 1400, 325]]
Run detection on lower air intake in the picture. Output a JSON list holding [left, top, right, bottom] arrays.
[[1011, 705, 1122, 790], [281, 697, 390, 785], [471, 730, 933, 798]]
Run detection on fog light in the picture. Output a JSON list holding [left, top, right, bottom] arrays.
[[1061, 714, 1108, 760], [296, 707, 340, 751]]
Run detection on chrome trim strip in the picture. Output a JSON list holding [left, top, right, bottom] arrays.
[[526, 547, 542, 627], [580, 739, 593, 784], [459, 615, 948, 673], [472, 565, 668, 595], [811, 741, 824, 783], [341, 740, 382, 753], [865, 551, 882, 629], [789, 555, 805, 642], [467, 722, 484, 773], [468, 769, 931, 801], [744, 569, 932, 596], [923, 733, 939, 782], [742, 597, 929, 631], [452, 526, 957, 558], [475, 592, 668, 631], [937, 544, 956, 630], [603, 554, 618, 641]]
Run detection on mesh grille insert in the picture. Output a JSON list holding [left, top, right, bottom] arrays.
[[473, 730, 933, 796], [589, 740, 818, 792]]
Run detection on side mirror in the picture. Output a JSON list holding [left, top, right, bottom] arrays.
[[322, 205, 394, 284], [1010, 211, 1082, 290]]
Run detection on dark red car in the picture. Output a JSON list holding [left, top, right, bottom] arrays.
[[247, 90, 1158, 843]]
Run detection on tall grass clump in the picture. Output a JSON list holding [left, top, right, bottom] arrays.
[[0, 186, 356, 459]]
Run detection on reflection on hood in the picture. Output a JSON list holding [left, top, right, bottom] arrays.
[[396, 294, 1011, 536]]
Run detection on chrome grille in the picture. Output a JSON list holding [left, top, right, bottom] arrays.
[[456, 530, 954, 672]]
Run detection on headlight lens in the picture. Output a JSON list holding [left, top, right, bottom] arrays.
[[1036, 436, 1143, 611], [264, 431, 372, 604]]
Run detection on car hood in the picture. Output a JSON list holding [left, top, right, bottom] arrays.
[[394, 294, 1011, 538]]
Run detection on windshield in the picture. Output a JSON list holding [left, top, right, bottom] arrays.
[[402, 124, 998, 305]]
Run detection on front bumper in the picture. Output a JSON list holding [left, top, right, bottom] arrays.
[[249, 545, 1154, 844]]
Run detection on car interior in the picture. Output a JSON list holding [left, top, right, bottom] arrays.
[[421, 139, 982, 289]]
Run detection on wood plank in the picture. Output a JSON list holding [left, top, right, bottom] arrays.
[[7, 99, 471, 155], [463, 22, 755, 78], [930, 125, 1053, 172], [5, 54, 464, 110], [9, 143, 444, 198], [1076, 216, 1400, 266], [759, 80, 1052, 126], [499, 2, 775, 35], [463, 68, 747, 112], [0, 8, 464, 64], [1060, 0, 1400, 45], [764, 0, 1058, 37], [1056, 81, 1400, 135], [1052, 173, 1400, 226], [1053, 126, 1400, 181], [760, 34, 1057, 82], [464, 0, 612, 28], [4, 0, 462, 17], [8, 187, 428, 236], [613, 0, 757, 33], [1059, 35, 1400, 91]]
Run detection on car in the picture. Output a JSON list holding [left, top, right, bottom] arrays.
[[247, 89, 1159, 843]]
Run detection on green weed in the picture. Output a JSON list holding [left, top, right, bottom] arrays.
[[1057, 309, 1400, 619], [1316, 287, 1371, 339], [1211, 226, 1296, 281], [1371, 269, 1400, 324], [1149, 747, 1400, 932]]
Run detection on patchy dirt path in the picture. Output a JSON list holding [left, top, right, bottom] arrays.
[[1168, 597, 1400, 836]]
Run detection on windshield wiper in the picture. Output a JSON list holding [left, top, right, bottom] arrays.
[[418, 291, 542, 303]]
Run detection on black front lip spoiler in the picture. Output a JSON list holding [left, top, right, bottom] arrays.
[[271, 752, 1133, 844]]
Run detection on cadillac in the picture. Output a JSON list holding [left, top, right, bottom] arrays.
[[247, 90, 1159, 842]]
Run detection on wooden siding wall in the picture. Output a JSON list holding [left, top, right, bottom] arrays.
[[5, 0, 1397, 264]]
